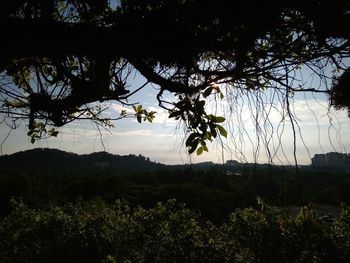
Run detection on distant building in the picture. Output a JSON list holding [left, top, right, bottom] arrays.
[[311, 152, 350, 173]]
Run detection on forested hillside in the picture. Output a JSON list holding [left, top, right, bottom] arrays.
[[1, 149, 350, 222], [0, 148, 164, 172]]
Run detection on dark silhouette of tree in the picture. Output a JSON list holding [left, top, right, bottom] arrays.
[[331, 69, 350, 116], [0, 0, 349, 153]]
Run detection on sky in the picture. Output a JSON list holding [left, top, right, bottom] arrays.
[[1, 68, 349, 165]]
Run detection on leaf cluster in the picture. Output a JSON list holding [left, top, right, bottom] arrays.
[[133, 104, 156, 123]]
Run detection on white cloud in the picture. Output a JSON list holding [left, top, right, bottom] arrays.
[[145, 106, 177, 126], [113, 129, 166, 137], [109, 103, 134, 114], [57, 124, 172, 139]]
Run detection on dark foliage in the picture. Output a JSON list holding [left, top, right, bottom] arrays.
[[1, 149, 349, 224], [1, 0, 349, 152], [1, 199, 350, 262]]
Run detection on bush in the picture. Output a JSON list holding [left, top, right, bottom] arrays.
[[1, 199, 350, 262]]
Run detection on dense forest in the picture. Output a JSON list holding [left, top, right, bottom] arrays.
[[1, 149, 350, 262], [1, 149, 350, 222]]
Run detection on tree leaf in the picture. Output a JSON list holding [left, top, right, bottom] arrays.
[[214, 116, 225, 123], [195, 100, 206, 114], [209, 123, 217, 138], [217, 125, 227, 138], [188, 139, 199, 154], [202, 144, 209, 152], [48, 128, 59, 137], [137, 114, 142, 123], [196, 146, 203, 155], [185, 133, 198, 147], [203, 87, 213, 98]]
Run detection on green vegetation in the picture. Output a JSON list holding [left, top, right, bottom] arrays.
[[1, 149, 350, 261], [1, 149, 349, 223], [1, 165, 350, 222], [1, 199, 350, 262]]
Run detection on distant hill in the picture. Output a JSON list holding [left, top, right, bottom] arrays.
[[0, 148, 165, 174]]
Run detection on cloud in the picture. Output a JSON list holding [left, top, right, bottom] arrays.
[[109, 103, 134, 114], [58, 124, 172, 139], [292, 99, 349, 125], [114, 129, 173, 138]]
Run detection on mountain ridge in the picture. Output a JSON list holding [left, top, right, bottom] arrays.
[[0, 148, 165, 173]]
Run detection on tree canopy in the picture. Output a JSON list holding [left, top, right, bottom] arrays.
[[1, 0, 349, 154]]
